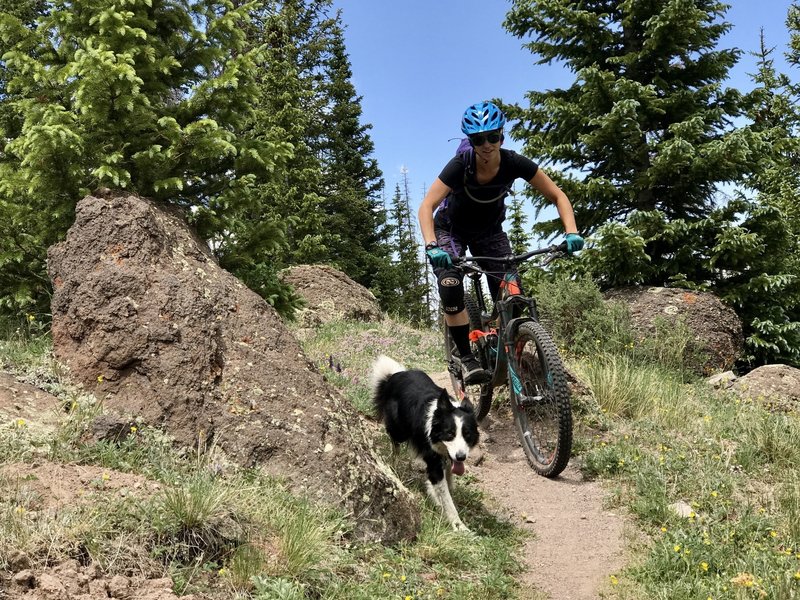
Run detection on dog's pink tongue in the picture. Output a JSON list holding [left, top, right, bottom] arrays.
[[452, 460, 465, 476]]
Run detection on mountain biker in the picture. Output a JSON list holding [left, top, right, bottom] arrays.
[[419, 100, 584, 385]]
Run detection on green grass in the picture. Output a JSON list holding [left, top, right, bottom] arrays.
[[297, 318, 447, 415], [4, 311, 800, 599], [0, 317, 525, 598], [576, 366, 800, 599]]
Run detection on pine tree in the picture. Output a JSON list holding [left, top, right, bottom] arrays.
[[506, 187, 530, 255], [573, 31, 800, 368], [0, 0, 47, 138], [502, 0, 762, 238], [242, 0, 329, 267], [388, 178, 427, 325], [0, 0, 296, 315], [719, 24, 800, 366], [313, 14, 392, 295], [241, 1, 392, 307]]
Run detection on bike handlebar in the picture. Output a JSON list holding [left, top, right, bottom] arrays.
[[452, 242, 567, 271]]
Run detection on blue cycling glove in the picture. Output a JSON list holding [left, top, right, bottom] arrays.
[[565, 233, 584, 254], [425, 244, 452, 268]]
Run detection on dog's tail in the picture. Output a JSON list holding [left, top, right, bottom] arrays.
[[370, 355, 405, 419]]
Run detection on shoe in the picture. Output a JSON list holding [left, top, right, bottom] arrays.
[[461, 353, 490, 385]]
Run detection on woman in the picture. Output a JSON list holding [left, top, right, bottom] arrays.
[[418, 100, 583, 384]]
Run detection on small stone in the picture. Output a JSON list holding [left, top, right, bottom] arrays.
[[12, 569, 35, 587], [707, 371, 737, 388], [670, 500, 694, 518], [8, 549, 31, 571], [37, 573, 67, 596], [108, 574, 131, 598]]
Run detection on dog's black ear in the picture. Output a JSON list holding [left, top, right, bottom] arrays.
[[460, 398, 475, 414], [437, 388, 455, 411]]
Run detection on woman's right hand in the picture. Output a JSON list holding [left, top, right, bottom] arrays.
[[425, 246, 452, 268]]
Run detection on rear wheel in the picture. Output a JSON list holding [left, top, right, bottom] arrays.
[[443, 295, 493, 422], [509, 321, 572, 477]]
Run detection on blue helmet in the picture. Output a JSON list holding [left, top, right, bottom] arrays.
[[461, 101, 506, 135]]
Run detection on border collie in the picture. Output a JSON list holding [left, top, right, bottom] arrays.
[[371, 355, 479, 531]]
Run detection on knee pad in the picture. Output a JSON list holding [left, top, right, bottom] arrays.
[[437, 269, 464, 314]]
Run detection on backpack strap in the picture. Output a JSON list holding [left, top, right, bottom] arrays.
[[435, 139, 473, 219], [462, 149, 512, 204]]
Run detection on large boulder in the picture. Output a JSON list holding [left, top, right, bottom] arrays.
[[46, 191, 419, 543], [281, 264, 382, 328], [604, 286, 743, 375], [731, 364, 800, 403]]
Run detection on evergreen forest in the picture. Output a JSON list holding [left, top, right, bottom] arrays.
[[1, 0, 799, 369]]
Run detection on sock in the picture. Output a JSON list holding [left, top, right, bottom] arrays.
[[449, 324, 472, 357]]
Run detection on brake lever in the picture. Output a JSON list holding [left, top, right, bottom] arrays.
[[540, 250, 568, 267]]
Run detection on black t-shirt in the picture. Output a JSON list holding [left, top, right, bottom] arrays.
[[434, 148, 539, 238]]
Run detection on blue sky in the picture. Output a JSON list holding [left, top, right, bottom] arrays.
[[331, 1, 795, 235]]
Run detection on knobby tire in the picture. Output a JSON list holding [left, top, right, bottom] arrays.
[[510, 321, 572, 477]]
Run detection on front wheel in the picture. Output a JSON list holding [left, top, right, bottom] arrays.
[[509, 321, 572, 477]]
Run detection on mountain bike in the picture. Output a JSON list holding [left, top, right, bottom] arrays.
[[443, 244, 573, 477]]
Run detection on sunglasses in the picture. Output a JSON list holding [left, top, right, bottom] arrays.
[[469, 131, 502, 146]]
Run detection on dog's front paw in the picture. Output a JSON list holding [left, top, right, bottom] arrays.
[[451, 519, 470, 533]]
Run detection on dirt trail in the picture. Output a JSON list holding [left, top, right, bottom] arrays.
[[432, 372, 627, 600]]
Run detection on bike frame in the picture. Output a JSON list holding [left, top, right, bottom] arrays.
[[469, 274, 538, 391], [449, 243, 573, 477], [462, 244, 564, 392]]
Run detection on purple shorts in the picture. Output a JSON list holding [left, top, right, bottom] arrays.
[[434, 226, 517, 301]]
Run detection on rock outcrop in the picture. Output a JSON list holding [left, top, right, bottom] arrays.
[[605, 286, 743, 375], [731, 364, 800, 403], [281, 264, 382, 327], [47, 192, 419, 543]]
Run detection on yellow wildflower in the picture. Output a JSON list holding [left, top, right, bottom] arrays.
[[609, 575, 619, 585], [700, 562, 709, 572]]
